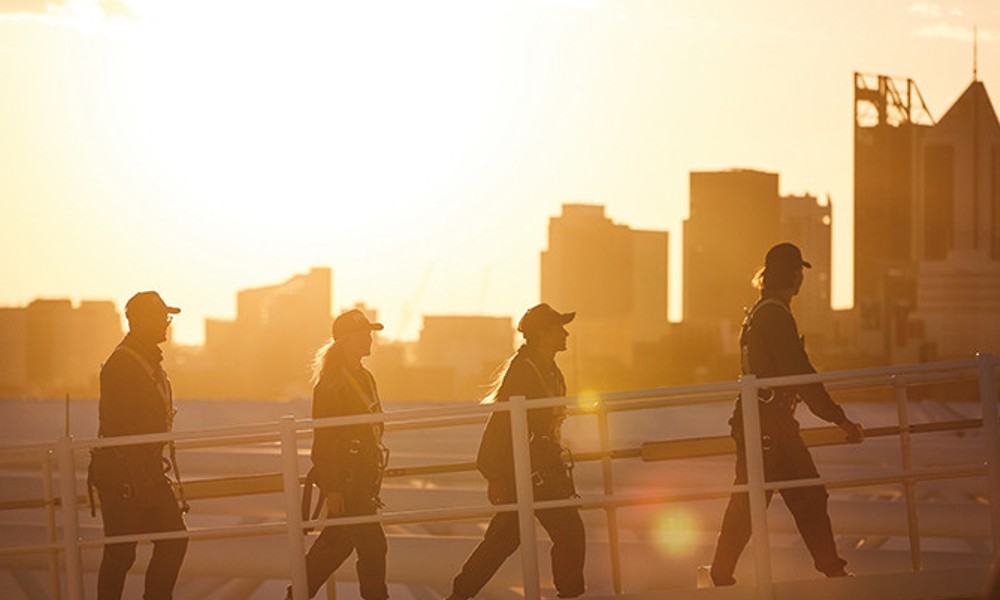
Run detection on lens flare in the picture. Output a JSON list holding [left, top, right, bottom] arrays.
[[575, 389, 602, 413], [653, 508, 699, 557]]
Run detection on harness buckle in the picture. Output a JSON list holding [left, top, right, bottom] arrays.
[[758, 388, 776, 404]]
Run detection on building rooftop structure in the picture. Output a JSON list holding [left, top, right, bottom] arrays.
[[912, 79, 1000, 360], [541, 203, 668, 392], [852, 73, 935, 361]]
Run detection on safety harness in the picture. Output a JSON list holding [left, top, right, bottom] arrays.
[[87, 343, 189, 517], [301, 365, 389, 530]]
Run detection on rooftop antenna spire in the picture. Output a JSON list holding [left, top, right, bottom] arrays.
[[973, 24, 978, 81]]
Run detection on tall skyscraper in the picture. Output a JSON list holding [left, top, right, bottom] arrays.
[[541, 204, 668, 383], [780, 193, 833, 342], [853, 73, 934, 356], [683, 170, 780, 333], [911, 80, 1000, 359], [203, 267, 332, 399]]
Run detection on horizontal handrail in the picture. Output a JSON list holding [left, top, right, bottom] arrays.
[[0, 354, 995, 600], [0, 461, 987, 558], [0, 417, 983, 514], [2, 356, 993, 461]]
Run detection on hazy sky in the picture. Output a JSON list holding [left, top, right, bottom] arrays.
[[1, 0, 997, 345]]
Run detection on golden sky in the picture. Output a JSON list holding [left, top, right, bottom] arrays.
[[1, 0, 997, 345]]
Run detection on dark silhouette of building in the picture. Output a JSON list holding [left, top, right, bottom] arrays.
[[197, 267, 332, 400], [911, 80, 1000, 359], [853, 73, 934, 358], [371, 316, 515, 403], [373, 339, 462, 403], [415, 315, 514, 401], [780, 193, 834, 344], [540, 204, 668, 391], [0, 299, 122, 397], [683, 170, 780, 338]]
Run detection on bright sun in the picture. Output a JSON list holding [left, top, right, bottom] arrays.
[[107, 1, 509, 249]]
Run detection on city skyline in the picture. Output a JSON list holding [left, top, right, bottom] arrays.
[[1, 0, 998, 345]]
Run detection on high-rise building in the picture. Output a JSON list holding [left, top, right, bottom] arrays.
[[416, 315, 514, 401], [683, 170, 780, 334], [0, 299, 122, 396], [780, 194, 833, 342], [540, 204, 668, 383], [74, 300, 125, 387], [911, 80, 1000, 359], [853, 73, 934, 357], [202, 267, 332, 399]]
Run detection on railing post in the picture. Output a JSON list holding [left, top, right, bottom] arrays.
[[42, 449, 63, 600], [893, 375, 922, 570], [56, 437, 84, 600], [739, 375, 774, 600], [977, 353, 1000, 550], [596, 402, 623, 594], [280, 416, 309, 600], [509, 395, 541, 600]]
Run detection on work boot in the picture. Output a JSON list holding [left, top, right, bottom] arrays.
[[696, 566, 713, 589], [709, 568, 736, 587]]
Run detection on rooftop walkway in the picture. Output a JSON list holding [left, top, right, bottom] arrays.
[[0, 355, 997, 600]]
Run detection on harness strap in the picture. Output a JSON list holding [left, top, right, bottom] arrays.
[[301, 467, 323, 532], [115, 344, 188, 512], [116, 345, 174, 425], [86, 462, 97, 517], [168, 442, 190, 514], [740, 297, 794, 391], [519, 357, 577, 495]]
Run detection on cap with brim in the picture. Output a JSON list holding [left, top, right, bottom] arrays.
[[764, 242, 811, 271], [517, 303, 575, 334], [125, 291, 180, 316], [332, 309, 384, 340]]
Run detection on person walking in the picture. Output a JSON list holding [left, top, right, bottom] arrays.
[[285, 309, 389, 600], [446, 303, 585, 600], [709, 243, 865, 586], [89, 291, 188, 600]]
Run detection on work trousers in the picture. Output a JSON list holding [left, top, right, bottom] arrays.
[[303, 486, 388, 600], [710, 425, 847, 585], [96, 477, 187, 600], [451, 505, 585, 598]]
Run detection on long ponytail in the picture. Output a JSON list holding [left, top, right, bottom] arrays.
[[480, 354, 515, 405], [311, 338, 337, 385]]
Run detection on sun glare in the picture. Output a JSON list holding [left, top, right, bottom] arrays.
[[103, 2, 512, 257], [652, 508, 700, 557], [575, 389, 602, 413]]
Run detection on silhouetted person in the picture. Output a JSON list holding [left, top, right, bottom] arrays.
[[284, 309, 389, 600], [89, 291, 187, 600], [446, 303, 586, 600], [709, 243, 865, 586]]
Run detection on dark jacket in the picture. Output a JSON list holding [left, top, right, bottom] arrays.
[[99, 334, 173, 445], [476, 345, 569, 486], [732, 294, 847, 432], [91, 334, 174, 498], [310, 346, 385, 494]]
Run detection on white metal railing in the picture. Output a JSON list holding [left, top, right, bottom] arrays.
[[0, 354, 996, 600]]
